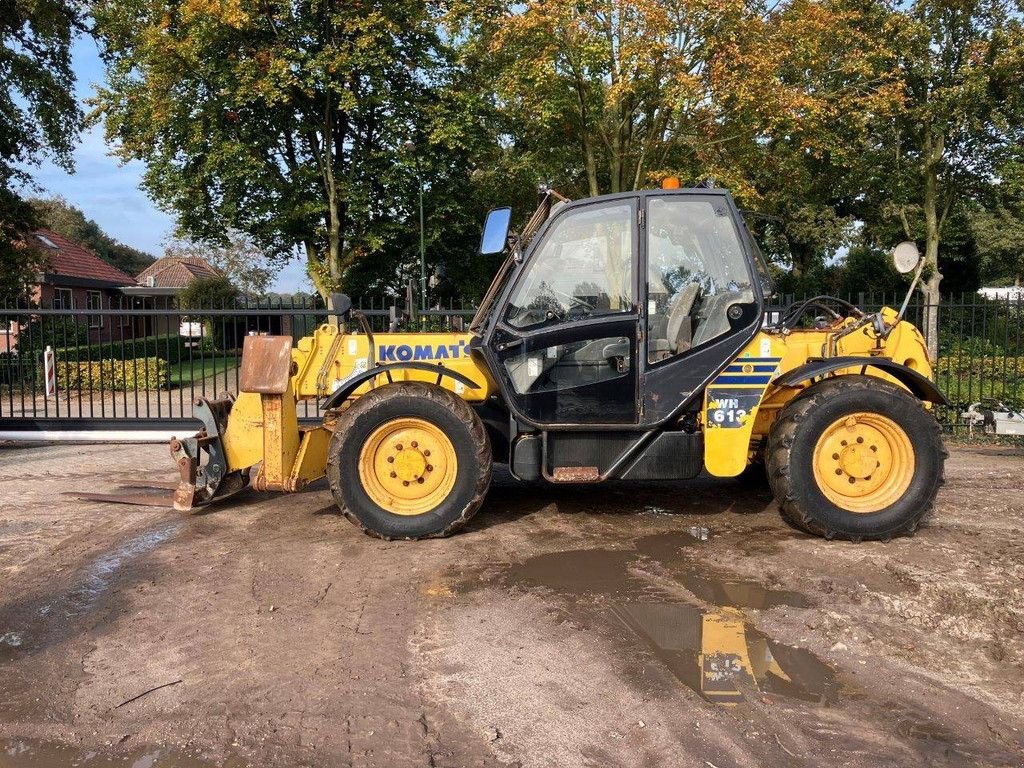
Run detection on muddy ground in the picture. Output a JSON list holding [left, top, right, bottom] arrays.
[[0, 441, 1022, 768]]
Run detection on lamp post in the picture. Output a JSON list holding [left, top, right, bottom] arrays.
[[417, 170, 426, 312], [404, 142, 427, 312]]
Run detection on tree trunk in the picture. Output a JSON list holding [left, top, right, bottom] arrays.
[[584, 136, 600, 197], [921, 134, 943, 362]]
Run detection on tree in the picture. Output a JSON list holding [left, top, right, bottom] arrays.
[[972, 152, 1024, 287], [1, 0, 84, 301], [164, 233, 278, 298], [93, 0, 447, 303], [30, 196, 155, 275], [453, 0, 903, 286], [0, 192, 46, 303], [973, 206, 1024, 286], [867, 0, 1024, 357], [451, 0, 746, 197], [178, 275, 239, 349], [178, 274, 239, 308]]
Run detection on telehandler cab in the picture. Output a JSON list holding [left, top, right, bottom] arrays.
[[90, 183, 948, 541]]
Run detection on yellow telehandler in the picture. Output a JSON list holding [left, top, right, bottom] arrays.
[[89, 183, 947, 541]]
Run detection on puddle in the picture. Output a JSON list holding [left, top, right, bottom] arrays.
[[612, 603, 838, 705], [507, 533, 808, 610], [505, 531, 831, 706], [634, 531, 809, 609], [0, 738, 245, 767], [0, 522, 181, 663], [506, 549, 641, 595], [670, 574, 809, 610]]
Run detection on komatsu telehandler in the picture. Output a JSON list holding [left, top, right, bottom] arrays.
[[96, 182, 948, 541]]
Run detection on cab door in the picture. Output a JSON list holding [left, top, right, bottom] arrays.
[[485, 198, 640, 427], [641, 193, 765, 425]]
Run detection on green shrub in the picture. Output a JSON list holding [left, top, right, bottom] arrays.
[[53, 334, 190, 365], [935, 353, 1024, 407], [57, 357, 168, 391]]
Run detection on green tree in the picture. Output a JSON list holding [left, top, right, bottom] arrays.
[[972, 153, 1024, 287], [0, 193, 46, 303], [452, 0, 903, 287], [867, 0, 1024, 357], [1, 0, 84, 301], [30, 196, 155, 275], [93, 0, 447, 303], [178, 275, 239, 308], [710, 0, 904, 281], [451, 0, 750, 197], [178, 275, 239, 349]]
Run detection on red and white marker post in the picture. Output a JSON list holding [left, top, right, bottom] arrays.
[[44, 345, 56, 398]]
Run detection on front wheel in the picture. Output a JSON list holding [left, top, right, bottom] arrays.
[[766, 376, 946, 541], [326, 382, 492, 539]]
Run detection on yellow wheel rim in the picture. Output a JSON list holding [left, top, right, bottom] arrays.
[[812, 412, 915, 513], [358, 417, 458, 515]]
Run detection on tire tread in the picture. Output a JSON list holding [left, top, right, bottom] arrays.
[[766, 376, 945, 541], [325, 382, 491, 540]]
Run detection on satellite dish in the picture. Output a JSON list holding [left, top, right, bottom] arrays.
[[892, 241, 921, 274]]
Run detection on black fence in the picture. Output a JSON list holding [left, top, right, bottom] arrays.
[[0, 296, 473, 426], [1, 292, 1022, 434]]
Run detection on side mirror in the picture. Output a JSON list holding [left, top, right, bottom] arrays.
[[330, 293, 353, 318], [892, 241, 922, 274], [479, 207, 512, 255]]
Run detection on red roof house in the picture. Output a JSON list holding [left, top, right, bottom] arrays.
[[133, 255, 221, 293], [30, 229, 139, 343]]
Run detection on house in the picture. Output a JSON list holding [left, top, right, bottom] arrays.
[[125, 254, 292, 345], [30, 229, 139, 343], [129, 255, 221, 298], [122, 254, 223, 336]]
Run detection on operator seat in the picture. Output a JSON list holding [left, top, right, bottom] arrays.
[[664, 282, 700, 353]]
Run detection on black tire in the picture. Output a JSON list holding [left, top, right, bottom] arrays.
[[326, 382, 492, 540], [766, 375, 946, 541]]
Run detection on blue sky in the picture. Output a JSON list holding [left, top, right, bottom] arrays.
[[24, 35, 309, 293]]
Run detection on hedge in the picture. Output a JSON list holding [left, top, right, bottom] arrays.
[[53, 334, 191, 365], [57, 357, 168, 391], [935, 353, 1024, 406]]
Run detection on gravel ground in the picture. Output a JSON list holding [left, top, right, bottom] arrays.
[[0, 441, 1021, 767]]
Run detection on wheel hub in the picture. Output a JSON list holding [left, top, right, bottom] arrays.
[[813, 412, 915, 513], [358, 417, 457, 515], [394, 448, 428, 482], [838, 442, 877, 480]]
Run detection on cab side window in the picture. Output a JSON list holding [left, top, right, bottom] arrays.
[[507, 202, 634, 329], [647, 198, 754, 363]]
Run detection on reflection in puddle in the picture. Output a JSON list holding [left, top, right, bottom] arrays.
[[0, 738, 243, 767], [613, 603, 838, 705], [507, 533, 834, 706], [672, 575, 808, 610]]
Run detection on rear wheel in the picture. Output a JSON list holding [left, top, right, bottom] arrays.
[[326, 382, 491, 539], [766, 376, 945, 541]]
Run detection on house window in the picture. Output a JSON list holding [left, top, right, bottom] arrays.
[[53, 288, 73, 310], [86, 290, 104, 328]]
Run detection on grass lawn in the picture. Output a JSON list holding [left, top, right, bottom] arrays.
[[168, 353, 240, 387]]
